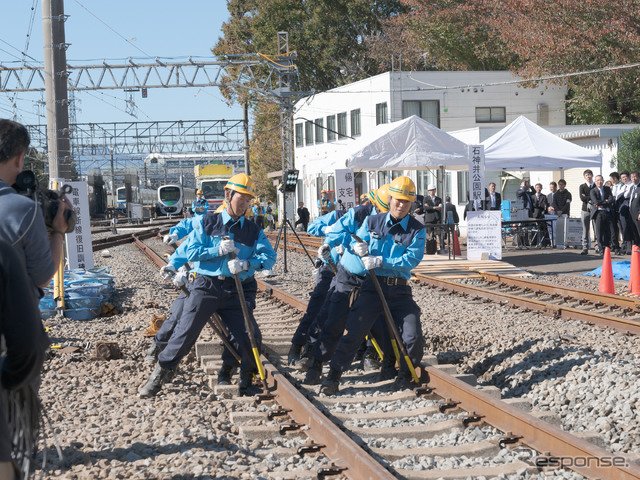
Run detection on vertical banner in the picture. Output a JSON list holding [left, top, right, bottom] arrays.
[[65, 181, 94, 270], [334, 169, 356, 211], [469, 145, 486, 210]]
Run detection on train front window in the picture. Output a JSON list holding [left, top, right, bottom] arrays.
[[201, 181, 226, 199], [160, 186, 180, 202], [117, 189, 126, 201]]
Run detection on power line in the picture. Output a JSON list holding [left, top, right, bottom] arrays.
[[22, 0, 40, 63], [72, 0, 154, 58], [0, 37, 39, 63]]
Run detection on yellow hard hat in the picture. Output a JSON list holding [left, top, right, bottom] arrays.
[[196, 189, 203, 195], [360, 193, 367, 201], [321, 190, 327, 194], [375, 184, 390, 213], [388, 176, 416, 202], [225, 173, 256, 197], [366, 189, 377, 205]]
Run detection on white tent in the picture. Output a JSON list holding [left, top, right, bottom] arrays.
[[482, 116, 602, 171], [346, 115, 470, 170]]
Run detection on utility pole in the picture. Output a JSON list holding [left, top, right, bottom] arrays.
[[243, 102, 250, 175], [42, 0, 72, 180]]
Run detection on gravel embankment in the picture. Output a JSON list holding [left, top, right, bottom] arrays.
[[34, 240, 640, 478]]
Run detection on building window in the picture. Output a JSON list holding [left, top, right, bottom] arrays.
[[377, 171, 391, 186], [305, 121, 314, 146], [315, 118, 324, 144], [350, 109, 361, 137], [402, 100, 440, 127], [295, 123, 304, 148], [476, 107, 506, 123], [416, 171, 432, 195], [327, 115, 336, 142], [376, 102, 388, 125], [457, 171, 469, 204], [337, 112, 347, 139], [355, 172, 366, 201]]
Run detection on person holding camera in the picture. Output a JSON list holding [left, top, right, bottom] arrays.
[[0, 119, 72, 293]]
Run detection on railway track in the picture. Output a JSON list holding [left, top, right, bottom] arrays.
[[122, 235, 640, 479], [264, 230, 640, 336]]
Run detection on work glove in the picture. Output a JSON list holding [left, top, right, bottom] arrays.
[[323, 223, 334, 235], [177, 265, 190, 275], [353, 241, 369, 257], [317, 244, 332, 262], [361, 255, 382, 270], [163, 232, 179, 245], [334, 244, 345, 256], [173, 270, 189, 288], [160, 265, 177, 280], [218, 238, 236, 256], [228, 258, 249, 275]]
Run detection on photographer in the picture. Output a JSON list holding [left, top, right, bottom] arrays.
[[0, 119, 72, 293]]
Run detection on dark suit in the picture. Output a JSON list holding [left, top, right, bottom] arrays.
[[590, 186, 614, 251], [579, 182, 596, 250], [629, 183, 640, 246], [423, 195, 442, 224], [484, 192, 501, 211], [516, 186, 535, 216], [531, 192, 548, 219]]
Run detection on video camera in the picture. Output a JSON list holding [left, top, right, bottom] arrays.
[[12, 170, 76, 233]]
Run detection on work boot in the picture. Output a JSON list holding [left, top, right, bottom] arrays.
[[319, 367, 342, 396], [303, 357, 323, 385], [237, 369, 261, 397], [362, 346, 381, 372], [217, 363, 235, 386], [287, 344, 302, 366], [294, 342, 313, 371], [393, 362, 416, 391], [378, 357, 397, 381], [143, 342, 161, 366], [139, 363, 176, 398]]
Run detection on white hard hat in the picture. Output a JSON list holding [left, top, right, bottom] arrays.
[[427, 184, 436, 190]]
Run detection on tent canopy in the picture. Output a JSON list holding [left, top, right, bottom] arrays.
[[346, 115, 470, 170], [482, 116, 602, 171]]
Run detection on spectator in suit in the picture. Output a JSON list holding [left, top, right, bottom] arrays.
[[295, 201, 310, 232], [424, 184, 444, 251], [629, 171, 640, 247], [609, 172, 623, 254], [484, 182, 501, 210], [552, 179, 572, 216], [516, 179, 535, 216], [590, 174, 614, 255], [618, 170, 636, 253], [531, 183, 548, 219], [579, 169, 596, 255], [547, 182, 557, 214]]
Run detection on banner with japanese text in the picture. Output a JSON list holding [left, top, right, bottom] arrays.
[[469, 145, 485, 210], [64, 181, 94, 270], [334, 169, 356, 211]]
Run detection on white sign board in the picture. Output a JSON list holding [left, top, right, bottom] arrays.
[[469, 145, 486, 210], [467, 210, 502, 260], [65, 181, 94, 270], [334, 169, 356, 211]]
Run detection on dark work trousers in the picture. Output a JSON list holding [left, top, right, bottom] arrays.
[[158, 275, 259, 370], [330, 276, 424, 373], [593, 210, 612, 251], [306, 277, 338, 346], [291, 263, 335, 346], [620, 204, 639, 245], [255, 215, 264, 230], [310, 264, 367, 362], [610, 209, 621, 249]]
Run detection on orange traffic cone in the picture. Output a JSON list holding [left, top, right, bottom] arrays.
[[453, 229, 462, 256], [631, 246, 640, 296], [598, 247, 615, 295], [629, 246, 638, 293]]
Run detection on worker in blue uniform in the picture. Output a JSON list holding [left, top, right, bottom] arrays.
[[287, 207, 347, 365], [302, 185, 391, 385], [191, 189, 209, 215], [164, 191, 208, 245], [319, 176, 426, 395], [318, 190, 332, 215], [139, 173, 277, 397]]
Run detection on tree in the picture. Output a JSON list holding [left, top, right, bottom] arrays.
[[614, 128, 640, 173]]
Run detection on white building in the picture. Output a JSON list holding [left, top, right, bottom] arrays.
[[293, 70, 568, 217]]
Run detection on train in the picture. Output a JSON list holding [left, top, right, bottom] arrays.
[[115, 184, 196, 216]]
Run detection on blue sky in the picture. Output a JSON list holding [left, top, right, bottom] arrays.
[[0, 1, 243, 125]]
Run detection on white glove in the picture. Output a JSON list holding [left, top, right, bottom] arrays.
[[228, 258, 249, 275], [177, 265, 190, 275], [160, 265, 176, 280], [353, 241, 369, 257], [173, 270, 189, 288], [334, 244, 345, 256], [362, 256, 382, 270], [324, 223, 334, 235], [163, 232, 179, 245], [218, 238, 236, 256], [318, 244, 332, 262]]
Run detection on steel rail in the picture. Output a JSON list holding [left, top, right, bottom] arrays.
[[93, 228, 165, 251], [479, 271, 640, 311], [414, 274, 640, 336], [129, 236, 396, 479]]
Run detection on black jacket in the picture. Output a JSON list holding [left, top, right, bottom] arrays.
[[579, 182, 595, 212], [516, 186, 535, 214], [484, 192, 501, 211], [552, 189, 572, 215], [589, 186, 614, 220], [531, 192, 548, 219], [423, 195, 442, 224]]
